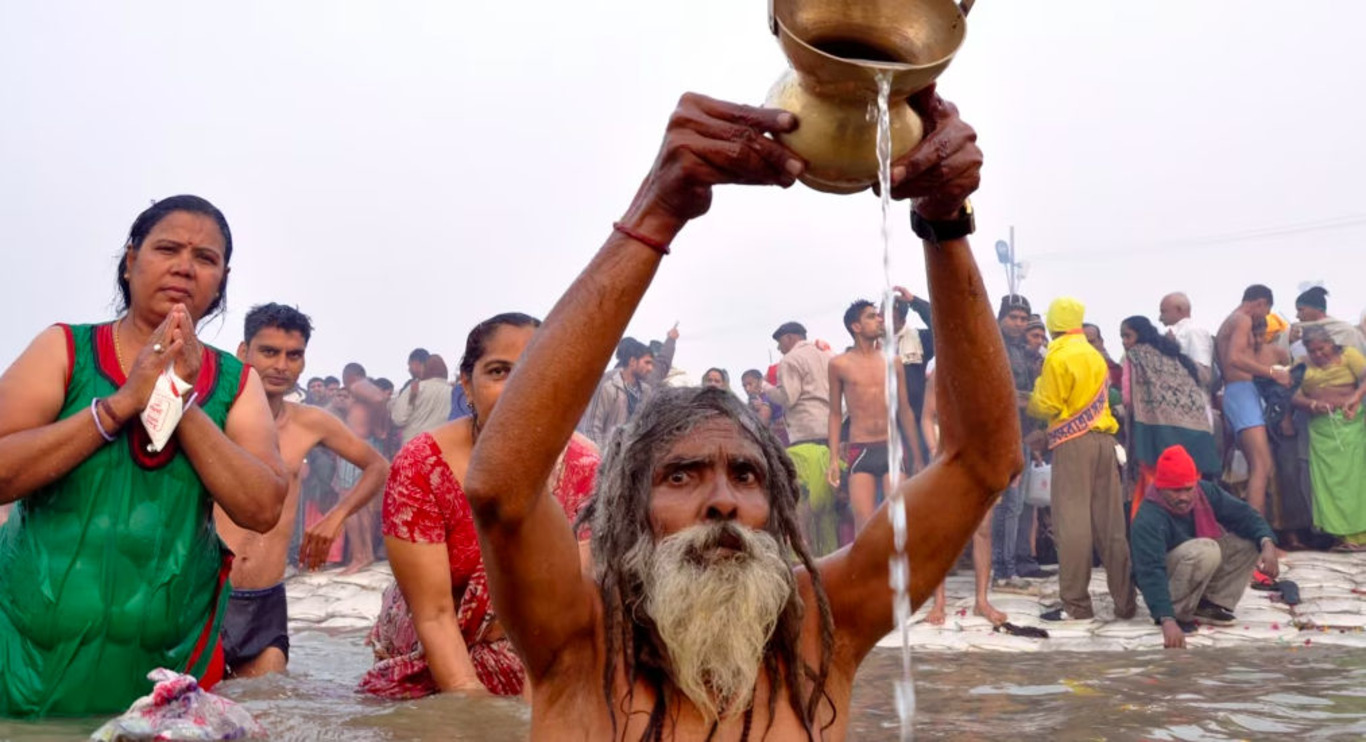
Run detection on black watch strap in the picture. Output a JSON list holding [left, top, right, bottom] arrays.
[[910, 200, 976, 243]]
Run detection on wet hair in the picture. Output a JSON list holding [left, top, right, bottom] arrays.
[[243, 302, 313, 346], [575, 387, 835, 741], [1301, 325, 1339, 351], [1242, 284, 1274, 305], [324, 376, 340, 387], [1121, 316, 1200, 384], [843, 299, 877, 338], [458, 312, 542, 379], [408, 347, 431, 365], [741, 369, 764, 383], [614, 337, 653, 368], [118, 195, 233, 320], [374, 378, 395, 393], [342, 362, 366, 380]]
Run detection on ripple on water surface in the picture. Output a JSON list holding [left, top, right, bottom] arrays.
[[1, 635, 1364, 740]]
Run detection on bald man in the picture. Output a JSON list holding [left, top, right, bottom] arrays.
[[1159, 292, 1215, 387]]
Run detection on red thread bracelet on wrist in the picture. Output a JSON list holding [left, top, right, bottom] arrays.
[[612, 221, 671, 256]]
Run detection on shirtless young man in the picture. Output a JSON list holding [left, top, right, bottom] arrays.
[[462, 89, 1020, 740], [827, 300, 924, 530], [214, 303, 390, 677], [1215, 285, 1290, 514]]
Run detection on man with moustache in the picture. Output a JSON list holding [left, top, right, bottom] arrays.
[[1131, 446, 1278, 649], [215, 303, 389, 676], [462, 89, 1018, 739]]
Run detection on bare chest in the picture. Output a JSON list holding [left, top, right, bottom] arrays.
[[533, 670, 850, 742]]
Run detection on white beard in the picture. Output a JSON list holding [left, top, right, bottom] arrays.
[[625, 523, 795, 722]]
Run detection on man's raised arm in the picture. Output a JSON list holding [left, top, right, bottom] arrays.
[[819, 89, 1024, 658], [461, 93, 805, 681], [299, 407, 390, 571]]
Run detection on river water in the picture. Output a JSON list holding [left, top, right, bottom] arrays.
[[4, 632, 1364, 741]]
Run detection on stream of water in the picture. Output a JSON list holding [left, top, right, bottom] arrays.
[[873, 69, 915, 741]]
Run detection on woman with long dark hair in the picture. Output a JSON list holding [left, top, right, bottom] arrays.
[[360, 312, 599, 698], [1120, 315, 1219, 519], [0, 196, 287, 717]]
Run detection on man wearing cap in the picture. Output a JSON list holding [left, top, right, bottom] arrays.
[[993, 295, 1052, 587], [1291, 286, 1366, 359], [762, 321, 838, 555], [1131, 445, 1279, 649], [1029, 297, 1137, 622]]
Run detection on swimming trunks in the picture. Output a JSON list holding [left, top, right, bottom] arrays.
[[846, 441, 890, 478], [1223, 380, 1265, 434], [221, 583, 290, 673]]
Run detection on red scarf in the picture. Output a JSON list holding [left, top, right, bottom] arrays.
[[1144, 483, 1222, 539]]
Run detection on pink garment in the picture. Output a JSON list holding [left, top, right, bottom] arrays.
[[358, 433, 598, 698], [1143, 483, 1223, 540]]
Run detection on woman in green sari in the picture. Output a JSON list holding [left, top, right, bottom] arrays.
[[1292, 325, 1366, 550], [1119, 315, 1219, 520], [0, 195, 287, 717]]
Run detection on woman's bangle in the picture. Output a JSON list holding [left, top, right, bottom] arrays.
[[90, 398, 117, 443]]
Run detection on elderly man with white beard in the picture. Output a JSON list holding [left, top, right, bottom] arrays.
[[462, 88, 1021, 741]]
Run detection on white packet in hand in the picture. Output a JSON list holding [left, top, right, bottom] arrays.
[[141, 367, 195, 453]]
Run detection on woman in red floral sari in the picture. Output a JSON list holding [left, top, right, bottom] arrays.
[[359, 313, 598, 698]]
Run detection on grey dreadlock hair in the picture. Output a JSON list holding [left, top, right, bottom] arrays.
[[575, 386, 836, 741]]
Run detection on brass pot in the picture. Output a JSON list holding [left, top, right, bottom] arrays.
[[766, 0, 968, 194]]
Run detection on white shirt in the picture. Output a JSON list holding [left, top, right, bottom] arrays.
[[895, 325, 924, 365], [1168, 317, 1214, 369]]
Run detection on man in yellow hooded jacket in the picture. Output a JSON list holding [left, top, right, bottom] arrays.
[[1029, 297, 1137, 621]]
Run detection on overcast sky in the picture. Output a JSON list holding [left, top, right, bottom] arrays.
[[4, 1, 1365, 390]]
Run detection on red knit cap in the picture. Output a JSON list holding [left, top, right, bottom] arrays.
[[1153, 445, 1199, 489]]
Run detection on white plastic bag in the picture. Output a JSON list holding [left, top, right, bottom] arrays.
[[141, 368, 193, 453], [90, 668, 266, 741], [1227, 449, 1249, 484], [1022, 462, 1051, 508]]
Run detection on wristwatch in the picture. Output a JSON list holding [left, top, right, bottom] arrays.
[[910, 199, 975, 243]]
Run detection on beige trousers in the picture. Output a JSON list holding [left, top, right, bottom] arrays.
[[1165, 534, 1261, 620], [1051, 431, 1136, 619]]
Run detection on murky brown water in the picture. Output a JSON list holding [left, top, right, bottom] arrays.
[[3, 630, 1365, 741]]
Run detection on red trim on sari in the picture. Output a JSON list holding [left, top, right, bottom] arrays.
[[235, 363, 252, 401], [57, 323, 75, 392], [183, 553, 233, 683], [94, 323, 124, 387]]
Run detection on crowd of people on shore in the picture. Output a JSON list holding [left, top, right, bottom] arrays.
[[285, 273, 1366, 648], [1, 85, 1361, 740]]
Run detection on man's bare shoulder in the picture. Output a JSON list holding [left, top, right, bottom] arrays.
[[286, 402, 341, 445], [1217, 312, 1249, 337]]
